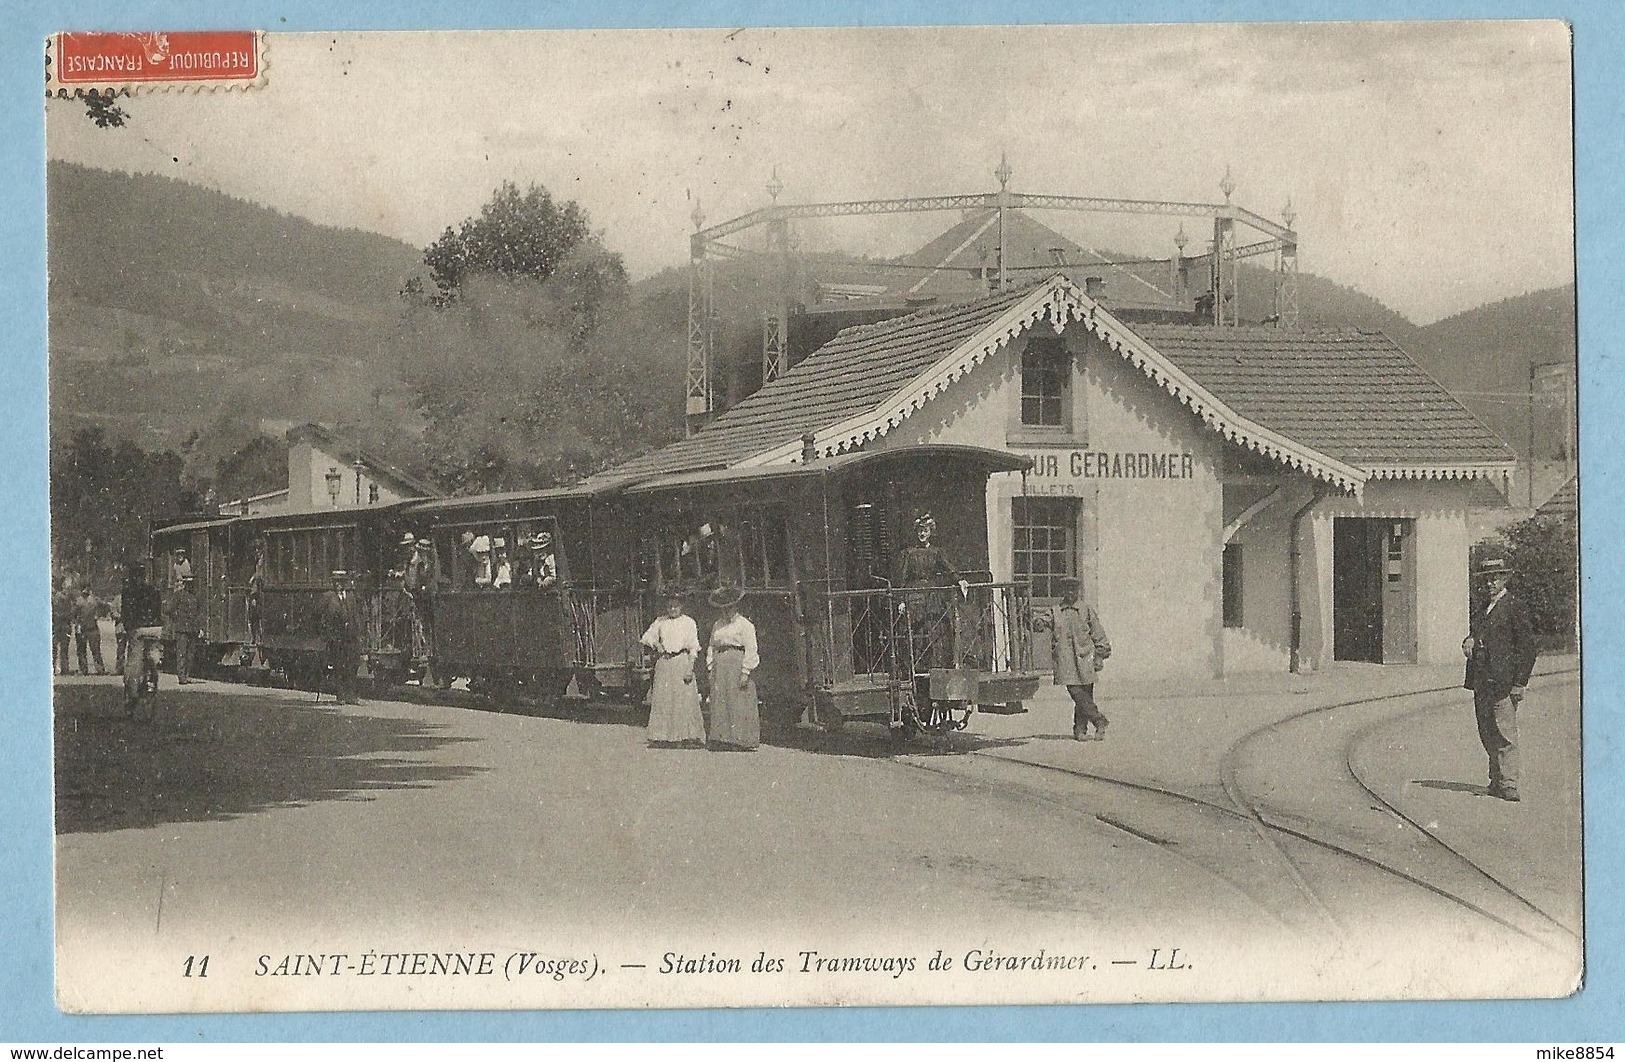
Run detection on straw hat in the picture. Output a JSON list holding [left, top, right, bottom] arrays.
[[708, 585, 744, 609]]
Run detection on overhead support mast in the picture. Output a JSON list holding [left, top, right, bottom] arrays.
[[684, 158, 1303, 430], [1211, 167, 1240, 326], [761, 167, 791, 386], [995, 152, 1013, 292], [685, 196, 714, 436], [1275, 197, 1300, 328]]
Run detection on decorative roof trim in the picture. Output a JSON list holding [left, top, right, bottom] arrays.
[[744, 275, 1371, 492], [1364, 464, 1516, 482]]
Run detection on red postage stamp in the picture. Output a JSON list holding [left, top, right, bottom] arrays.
[[46, 31, 265, 95]]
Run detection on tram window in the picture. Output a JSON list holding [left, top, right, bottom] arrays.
[[636, 534, 661, 588], [1222, 543, 1244, 627], [697, 521, 722, 579], [762, 512, 791, 586], [734, 511, 762, 584], [1020, 336, 1069, 427], [1013, 497, 1077, 597]]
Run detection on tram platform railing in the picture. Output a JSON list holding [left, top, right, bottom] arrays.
[[809, 581, 1037, 695], [566, 585, 648, 673]]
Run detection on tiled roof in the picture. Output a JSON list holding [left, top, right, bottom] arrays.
[[602, 276, 1513, 486], [601, 284, 1040, 479], [891, 209, 1186, 309], [1535, 477, 1577, 518], [1130, 325, 1515, 469]]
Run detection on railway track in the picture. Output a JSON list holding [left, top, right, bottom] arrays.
[[895, 667, 1580, 955]]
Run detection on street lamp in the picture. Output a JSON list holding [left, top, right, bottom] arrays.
[[353, 456, 365, 506], [325, 467, 342, 508]]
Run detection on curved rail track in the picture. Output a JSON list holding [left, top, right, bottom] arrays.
[[895, 666, 1580, 954]]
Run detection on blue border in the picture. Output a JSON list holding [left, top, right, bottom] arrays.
[[7, 0, 1620, 1042]]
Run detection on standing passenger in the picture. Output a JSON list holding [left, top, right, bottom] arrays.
[[110, 588, 127, 674], [75, 587, 107, 675], [705, 585, 760, 751], [1463, 557, 1537, 801], [470, 534, 493, 588], [641, 592, 705, 748], [1034, 576, 1112, 741], [320, 570, 363, 705], [527, 532, 558, 590], [168, 548, 192, 593], [167, 575, 201, 684], [119, 563, 164, 704], [894, 512, 970, 673], [51, 576, 74, 675], [246, 543, 266, 648], [491, 538, 512, 589], [403, 536, 436, 654]]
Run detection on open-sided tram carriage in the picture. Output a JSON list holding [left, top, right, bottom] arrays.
[[150, 444, 1043, 739]]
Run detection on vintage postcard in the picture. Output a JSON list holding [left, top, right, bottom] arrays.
[[46, 23, 1580, 1013]]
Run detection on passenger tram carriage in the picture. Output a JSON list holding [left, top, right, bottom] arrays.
[[150, 444, 1043, 739]]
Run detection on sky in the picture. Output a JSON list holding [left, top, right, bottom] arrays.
[[46, 21, 1575, 324]]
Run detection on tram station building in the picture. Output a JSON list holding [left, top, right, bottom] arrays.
[[608, 274, 1515, 684]]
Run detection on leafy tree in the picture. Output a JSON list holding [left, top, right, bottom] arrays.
[[396, 259, 684, 494], [50, 426, 200, 590], [419, 181, 607, 305], [1499, 512, 1579, 648], [213, 434, 286, 503]]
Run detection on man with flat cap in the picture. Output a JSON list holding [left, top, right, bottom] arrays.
[[1036, 576, 1112, 741], [1463, 557, 1536, 801], [321, 569, 363, 704]]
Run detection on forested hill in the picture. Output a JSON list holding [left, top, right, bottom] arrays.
[[49, 161, 422, 317], [1409, 284, 1577, 457], [49, 160, 1574, 482], [47, 160, 425, 463]]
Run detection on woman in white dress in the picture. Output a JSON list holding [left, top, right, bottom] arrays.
[[640, 591, 705, 747], [705, 585, 760, 751]]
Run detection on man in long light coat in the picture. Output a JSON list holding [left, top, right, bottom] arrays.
[[1036, 576, 1112, 741]]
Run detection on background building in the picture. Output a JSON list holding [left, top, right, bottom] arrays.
[[604, 275, 1514, 681]]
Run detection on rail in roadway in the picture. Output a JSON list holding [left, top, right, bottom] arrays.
[[892, 665, 1579, 957]]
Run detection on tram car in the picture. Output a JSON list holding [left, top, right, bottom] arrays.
[[588, 445, 1044, 734], [151, 443, 1043, 737], [151, 502, 420, 688]]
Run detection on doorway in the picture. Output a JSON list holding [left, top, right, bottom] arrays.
[[1332, 517, 1416, 663]]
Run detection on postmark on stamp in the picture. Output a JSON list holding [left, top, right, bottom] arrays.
[[45, 31, 265, 96]]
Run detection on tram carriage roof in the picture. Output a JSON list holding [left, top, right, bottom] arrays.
[[400, 483, 617, 517], [152, 516, 238, 536], [148, 446, 1033, 537], [153, 500, 422, 537], [619, 444, 1032, 495]]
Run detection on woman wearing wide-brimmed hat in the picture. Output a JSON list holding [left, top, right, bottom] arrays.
[[705, 584, 760, 750], [640, 590, 705, 748]]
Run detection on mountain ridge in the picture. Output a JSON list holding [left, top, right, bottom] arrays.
[[49, 161, 1577, 469]]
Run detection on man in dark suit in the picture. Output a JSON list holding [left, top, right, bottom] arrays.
[[321, 569, 363, 705], [166, 576, 201, 684], [1463, 557, 1537, 801]]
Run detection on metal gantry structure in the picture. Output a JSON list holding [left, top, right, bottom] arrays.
[[685, 158, 1299, 431]]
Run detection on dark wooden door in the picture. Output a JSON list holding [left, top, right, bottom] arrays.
[[1333, 518, 1384, 663]]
